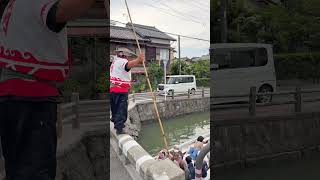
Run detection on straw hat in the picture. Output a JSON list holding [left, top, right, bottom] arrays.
[[115, 47, 137, 57]]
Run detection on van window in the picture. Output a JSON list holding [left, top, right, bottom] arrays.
[[186, 77, 194, 83], [212, 47, 268, 70], [167, 77, 177, 84], [178, 77, 194, 83]]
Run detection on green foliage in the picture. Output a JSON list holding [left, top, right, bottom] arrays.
[[211, 0, 320, 53], [63, 79, 81, 92], [274, 52, 320, 80], [188, 60, 210, 78], [170, 59, 190, 75], [139, 83, 146, 92], [170, 59, 210, 79], [131, 75, 148, 93], [196, 78, 210, 87], [95, 72, 109, 93], [147, 63, 164, 90]]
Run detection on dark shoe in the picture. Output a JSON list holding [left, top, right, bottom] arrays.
[[116, 127, 130, 135], [116, 130, 125, 135]]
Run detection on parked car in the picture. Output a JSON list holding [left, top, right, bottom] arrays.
[[157, 75, 197, 96], [211, 43, 277, 104]]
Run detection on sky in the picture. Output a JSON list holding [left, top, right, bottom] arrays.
[[110, 0, 210, 58]]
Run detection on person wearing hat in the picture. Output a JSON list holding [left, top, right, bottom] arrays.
[[0, 0, 95, 179], [110, 47, 145, 134]]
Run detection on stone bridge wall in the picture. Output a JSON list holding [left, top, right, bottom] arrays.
[[129, 97, 210, 124], [213, 112, 320, 173]]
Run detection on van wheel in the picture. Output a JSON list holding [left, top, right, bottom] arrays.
[[191, 88, 196, 95], [257, 85, 273, 103], [168, 90, 173, 96]]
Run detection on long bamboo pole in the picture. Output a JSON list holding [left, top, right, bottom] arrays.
[[124, 0, 169, 150]]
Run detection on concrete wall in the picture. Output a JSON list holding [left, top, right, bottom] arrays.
[[130, 98, 210, 124], [56, 129, 107, 180], [110, 124, 185, 180], [212, 112, 320, 173], [0, 129, 107, 180]]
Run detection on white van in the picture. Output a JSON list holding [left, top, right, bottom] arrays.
[[158, 75, 197, 96], [211, 43, 276, 104]]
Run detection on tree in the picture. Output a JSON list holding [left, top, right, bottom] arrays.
[[147, 63, 164, 90], [170, 59, 189, 75], [188, 60, 210, 79]]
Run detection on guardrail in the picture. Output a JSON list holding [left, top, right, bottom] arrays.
[[212, 86, 320, 116], [57, 92, 109, 138], [129, 88, 210, 103]]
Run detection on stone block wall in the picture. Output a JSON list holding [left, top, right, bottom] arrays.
[[213, 112, 320, 172], [130, 98, 210, 123]]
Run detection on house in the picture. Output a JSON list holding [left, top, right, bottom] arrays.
[[110, 23, 176, 74], [66, 1, 108, 83], [67, 0, 107, 37]]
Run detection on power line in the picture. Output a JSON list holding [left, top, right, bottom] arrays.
[[131, 0, 205, 25], [142, 3, 204, 25], [149, 0, 206, 24], [157, 0, 210, 14], [110, 19, 210, 42], [183, 0, 210, 11]]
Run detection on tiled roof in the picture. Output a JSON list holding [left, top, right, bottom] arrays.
[[110, 26, 147, 41], [126, 23, 176, 41]]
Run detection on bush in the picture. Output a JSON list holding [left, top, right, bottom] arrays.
[[196, 78, 210, 87], [63, 79, 81, 92], [274, 52, 320, 80], [95, 72, 109, 93], [148, 63, 163, 90]]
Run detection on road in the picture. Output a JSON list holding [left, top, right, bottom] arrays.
[[213, 83, 320, 121], [132, 87, 210, 104]]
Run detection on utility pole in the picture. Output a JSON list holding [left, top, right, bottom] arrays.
[[220, 0, 227, 43], [178, 35, 181, 75]]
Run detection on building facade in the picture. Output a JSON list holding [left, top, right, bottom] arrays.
[[110, 23, 176, 74]]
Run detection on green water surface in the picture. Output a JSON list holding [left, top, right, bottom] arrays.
[[137, 112, 210, 156]]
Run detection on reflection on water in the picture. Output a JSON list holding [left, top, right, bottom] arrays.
[[138, 112, 210, 156], [215, 154, 320, 180]]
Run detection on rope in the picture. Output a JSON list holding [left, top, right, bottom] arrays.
[[124, 0, 169, 150]]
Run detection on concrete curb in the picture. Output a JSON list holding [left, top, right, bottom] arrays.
[[110, 124, 184, 180]]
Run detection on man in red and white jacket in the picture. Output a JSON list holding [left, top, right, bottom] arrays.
[[110, 47, 144, 134], [0, 0, 95, 179]]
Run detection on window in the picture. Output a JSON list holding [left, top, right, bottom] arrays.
[[167, 77, 177, 84], [185, 77, 194, 83], [212, 47, 268, 70]]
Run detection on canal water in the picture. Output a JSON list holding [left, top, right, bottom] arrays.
[[215, 154, 320, 180], [137, 111, 210, 156]]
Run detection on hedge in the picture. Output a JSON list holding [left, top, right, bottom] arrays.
[[196, 78, 210, 87], [274, 52, 320, 80]]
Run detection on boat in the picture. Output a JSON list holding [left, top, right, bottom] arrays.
[[154, 133, 210, 180]]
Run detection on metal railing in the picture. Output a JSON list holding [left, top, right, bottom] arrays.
[[129, 87, 210, 103], [211, 86, 320, 116]]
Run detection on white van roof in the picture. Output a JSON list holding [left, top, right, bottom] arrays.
[[211, 43, 272, 49], [167, 75, 195, 78]]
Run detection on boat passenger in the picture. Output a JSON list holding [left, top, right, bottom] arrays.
[[188, 136, 207, 160], [186, 156, 195, 180]]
